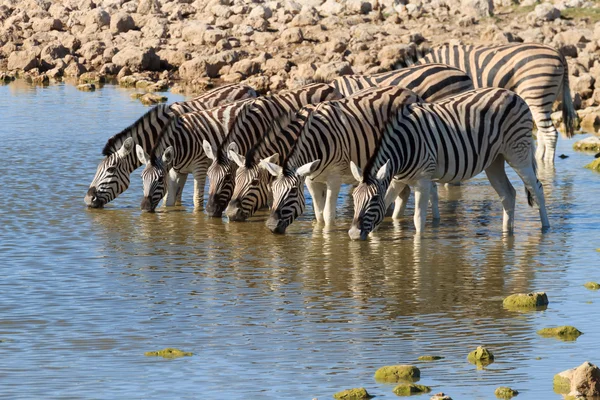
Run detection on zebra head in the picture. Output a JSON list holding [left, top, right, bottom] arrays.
[[204, 140, 237, 218], [260, 156, 320, 234], [226, 153, 279, 221], [85, 137, 135, 208], [348, 160, 391, 241], [137, 145, 174, 213]]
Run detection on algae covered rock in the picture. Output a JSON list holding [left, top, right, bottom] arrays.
[[554, 361, 600, 397], [333, 387, 373, 400], [393, 383, 431, 396], [495, 386, 519, 398], [418, 355, 444, 361], [573, 136, 600, 153], [144, 348, 193, 359], [139, 93, 168, 105], [584, 281, 600, 290], [374, 365, 420, 383], [430, 393, 453, 400], [537, 326, 583, 341], [585, 158, 600, 173], [467, 346, 495, 367], [503, 292, 548, 309]]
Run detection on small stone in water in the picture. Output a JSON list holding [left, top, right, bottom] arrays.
[[374, 365, 420, 382], [494, 386, 519, 398], [77, 83, 95, 92], [418, 355, 444, 361], [144, 348, 193, 358], [393, 383, 431, 396], [537, 326, 583, 341], [332, 387, 373, 399], [467, 346, 494, 367], [503, 292, 548, 309], [584, 281, 600, 290], [139, 93, 168, 105], [430, 393, 453, 400]]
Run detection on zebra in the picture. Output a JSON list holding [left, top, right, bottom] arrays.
[[202, 83, 342, 217], [258, 86, 427, 234], [84, 84, 257, 208], [394, 43, 577, 165], [227, 65, 475, 222], [348, 87, 550, 240]]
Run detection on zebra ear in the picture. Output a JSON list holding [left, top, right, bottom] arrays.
[[376, 160, 391, 181], [263, 153, 279, 165], [259, 156, 283, 177], [350, 161, 362, 182], [136, 145, 150, 165], [296, 159, 320, 177], [203, 140, 215, 160], [117, 137, 134, 158], [163, 146, 175, 165], [228, 149, 245, 168], [227, 142, 240, 154]]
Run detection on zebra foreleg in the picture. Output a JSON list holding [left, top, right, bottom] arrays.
[[323, 179, 342, 225], [192, 170, 207, 211], [174, 172, 188, 206], [306, 179, 327, 223], [484, 156, 516, 233], [511, 162, 550, 229], [413, 179, 432, 235], [430, 182, 440, 220]]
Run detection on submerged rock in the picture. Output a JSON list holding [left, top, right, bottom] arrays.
[[374, 365, 420, 382], [494, 387, 518, 398], [467, 346, 495, 367], [418, 355, 444, 361], [584, 281, 600, 290], [77, 83, 96, 92], [430, 393, 453, 400], [393, 383, 431, 396], [537, 326, 583, 341], [333, 387, 373, 399], [585, 158, 600, 173], [574, 136, 600, 153], [554, 361, 600, 397], [139, 93, 168, 105], [503, 292, 548, 309], [144, 348, 193, 358]]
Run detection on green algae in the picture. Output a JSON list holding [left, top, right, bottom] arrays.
[[503, 292, 548, 310], [333, 387, 373, 400], [584, 281, 600, 290], [585, 158, 600, 173], [553, 373, 571, 395], [537, 326, 583, 341], [495, 386, 519, 398], [418, 355, 444, 361], [467, 346, 495, 368], [144, 348, 193, 359], [393, 383, 431, 396], [374, 365, 420, 383]]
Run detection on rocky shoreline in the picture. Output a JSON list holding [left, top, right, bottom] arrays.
[[1, 0, 600, 128]]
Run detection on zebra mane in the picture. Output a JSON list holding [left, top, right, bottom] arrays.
[[149, 113, 181, 167], [244, 109, 297, 168], [281, 103, 324, 175], [392, 43, 432, 69], [102, 104, 171, 157]]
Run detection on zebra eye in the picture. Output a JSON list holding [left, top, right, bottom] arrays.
[[106, 167, 116, 174], [251, 179, 260, 186], [288, 187, 298, 196]]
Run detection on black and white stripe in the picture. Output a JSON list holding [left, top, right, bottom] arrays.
[[395, 43, 577, 165], [84, 84, 257, 208], [349, 87, 550, 240]]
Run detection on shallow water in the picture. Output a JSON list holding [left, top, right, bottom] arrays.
[[1, 81, 599, 400]]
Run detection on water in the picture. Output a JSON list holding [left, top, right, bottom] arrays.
[[1, 81, 599, 400]]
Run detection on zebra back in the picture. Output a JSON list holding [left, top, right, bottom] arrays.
[[170, 84, 258, 114]]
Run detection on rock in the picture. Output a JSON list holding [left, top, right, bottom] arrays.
[[534, 3, 560, 21], [110, 12, 135, 33], [553, 361, 600, 397], [580, 111, 600, 132], [281, 27, 303, 44], [40, 43, 69, 66], [573, 136, 600, 152], [230, 59, 261, 77], [314, 61, 353, 82], [503, 292, 549, 309], [430, 393, 453, 400], [346, 0, 372, 14], [571, 73, 595, 99], [32, 17, 62, 32], [374, 365, 420, 383], [7, 50, 39, 72], [393, 383, 431, 396], [79, 41, 106, 63], [249, 5, 272, 19], [242, 75, 270, 94], [64, 61, 87, 77], [494, 387, 518, 398], [585, 158, 600, 172], [85, 9, 110, 29], [144, 348, 192, 358], [584, 281, 600, 290], [467, 346, 495, 367], [378, 43, 416, 69], [418, 355, 444, 361], [137, 0, 160, 14], [461, 0, 493, 18], [333, 388, 373, 400], [289, 7, 319, 27], [537, 326, 583, 341], [319, 0, 344, 16], [203, 29, 226, 44], [554, 30, 588, 47], [179, 57, 207, 80], [112, 46, 160, 72], [79, 72, 105, 84], [77, 83, 95, 91]]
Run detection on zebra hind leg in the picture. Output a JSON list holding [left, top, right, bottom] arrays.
[[323, 179, 342, 225], [532, 110, 558, 167], [413, 179, 432, 235], [484, 155, 516, 233], [429, 182, 440, 220], [390, 183, 409, 220]]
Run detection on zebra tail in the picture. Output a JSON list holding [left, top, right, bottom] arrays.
[[560, 53, 578, 138]]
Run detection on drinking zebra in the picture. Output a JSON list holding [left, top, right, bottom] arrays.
[[202, 83, 343, 217], [84, 84, 257, 208], [259, 86, 426, 234], [137, 83, 339, 213], [395, 43, 577, 165], [348, 87, 550, 240], [226, 65, 475, 222]]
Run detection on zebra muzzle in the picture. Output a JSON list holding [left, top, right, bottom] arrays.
[[348, 225, 368, 241], [140, 196, 155, 212], [225, 202, 246, 222], [84, 187, 103, 208], [266, 214, 286, 234]]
